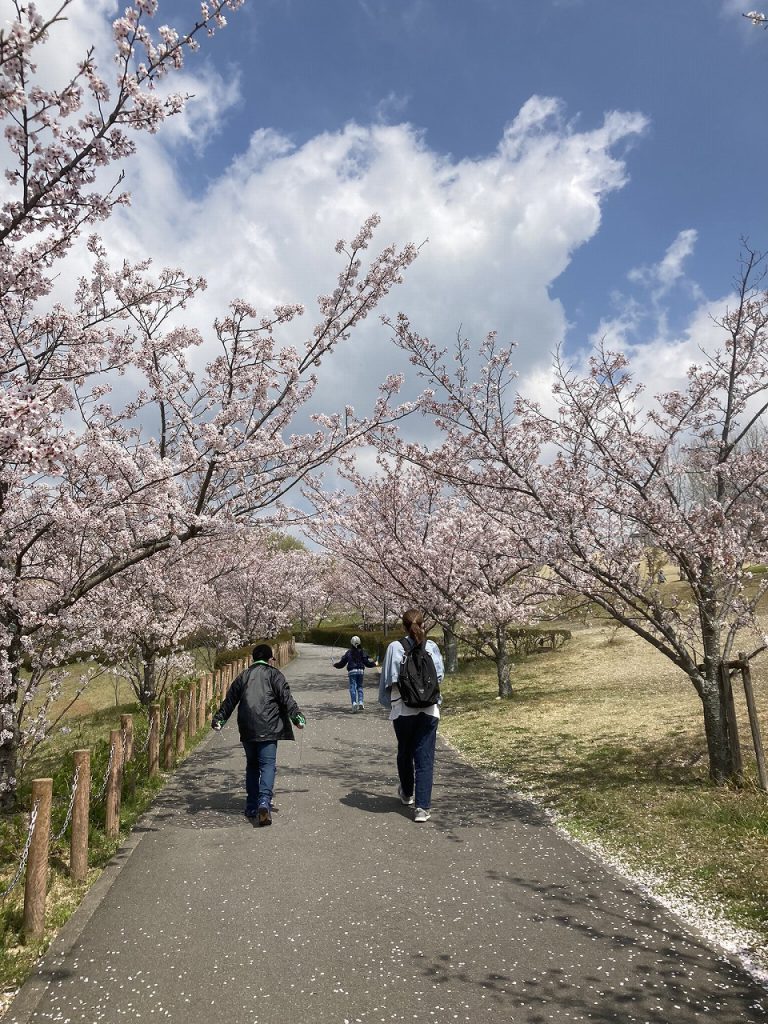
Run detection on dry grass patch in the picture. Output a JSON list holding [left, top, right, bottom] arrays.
[[440, 624, 768, 965]]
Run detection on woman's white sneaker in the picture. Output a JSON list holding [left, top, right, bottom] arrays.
[[414, 807, 431, 822], [397, 785, 415, 806]]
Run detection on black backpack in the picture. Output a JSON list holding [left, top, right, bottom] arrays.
[[397, 637, 440, 708]]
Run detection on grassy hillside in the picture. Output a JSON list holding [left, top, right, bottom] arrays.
[[439, 622, 768, 970]]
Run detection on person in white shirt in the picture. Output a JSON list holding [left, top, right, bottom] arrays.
[[378, 608, 444, 822]]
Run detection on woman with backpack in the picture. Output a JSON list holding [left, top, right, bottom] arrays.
[[333, 635, 378, 711], [378, 608, 444, 822]]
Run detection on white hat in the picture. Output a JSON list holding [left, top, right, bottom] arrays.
[[350, 635, 361, 647]]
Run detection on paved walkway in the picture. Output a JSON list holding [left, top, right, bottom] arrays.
[[7, 644, 767, 1023]]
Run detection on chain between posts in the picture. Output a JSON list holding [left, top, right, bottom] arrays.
[[52, 765, 81, 842], [92, 742, 114, 803], [0, 800, 39, 901], [141, 716, 152, 751]]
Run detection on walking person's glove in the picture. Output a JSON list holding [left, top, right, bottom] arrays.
[[212, 719, 223, 731], [291, 713, 306, 729]]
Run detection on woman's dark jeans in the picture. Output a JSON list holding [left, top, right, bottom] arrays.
[[393, 713, 439, 810]]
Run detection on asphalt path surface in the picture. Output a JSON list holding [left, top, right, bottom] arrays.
[[7, 643, 767, 1023]]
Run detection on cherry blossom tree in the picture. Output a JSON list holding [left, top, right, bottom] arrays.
[[323, 564, 395, 637], [203, 533, 335, 647], [305, 459, 544, 694], [90, 540, 215, 705], [87, 530, 335, 705], [0, 1, 417, 806], [284, 549, 338, 638], [386, 249, 768, 783]]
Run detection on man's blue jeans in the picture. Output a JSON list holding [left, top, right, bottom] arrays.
[[393, 713, 439, 810], [348, 669, 364, 705], [242, 740, 277, 813]]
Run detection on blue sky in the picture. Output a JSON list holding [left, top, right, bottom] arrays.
[[42, 0, 768, 414]]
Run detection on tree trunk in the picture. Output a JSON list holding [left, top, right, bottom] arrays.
[[696, 567, 736, 783], [495, 624, 513, 698], [139, 648, 157, 706], [442, 621, 459, 675], [0, 702, 20, 811], [299, 602, 307, 641], [0, 629, 23, 809], [696, 666, 735, 783]]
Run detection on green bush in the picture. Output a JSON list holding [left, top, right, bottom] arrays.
[[301, 624, 392, 661], [213, 633, 294, 669]]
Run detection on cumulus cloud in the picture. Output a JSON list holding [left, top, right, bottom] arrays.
[[21, 3, 664, 440], [102, 93, 648, 420], [18, 2, 757, 503]]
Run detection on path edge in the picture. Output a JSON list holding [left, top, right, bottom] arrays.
[[3, 728, 220, 1024], [438, 729, 768, 994]]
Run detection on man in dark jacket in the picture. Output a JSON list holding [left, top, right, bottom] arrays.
[[212, 644, 305, 826], [333, 635, 377, 712]]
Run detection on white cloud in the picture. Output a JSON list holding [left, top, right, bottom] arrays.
[[628, 229, 699, 299], [150, 66, 243, 152], [99, 95, 648, 422], [21, 5, 655, 438], [519, 291, 736, 418], [723, 0, 756, 17]]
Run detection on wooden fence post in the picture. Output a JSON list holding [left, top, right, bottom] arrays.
[[163, 694, 175, 770], [121, 713, 134, 763], [197, 678, 206, 732], [719, 662, 743, 783], [148, 704, 160, 777], [104, 730, 123, 839], [23, 778, 52, 941], [187, 683, 197, 739], [70, 751, 90, 883], [176, 693, 186, 757], [738, 652, 768, 792]]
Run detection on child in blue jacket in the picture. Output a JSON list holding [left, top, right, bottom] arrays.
[[334, 635, 377, 712]]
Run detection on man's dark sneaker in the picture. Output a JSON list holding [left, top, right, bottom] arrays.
[[258, 806, 272, 827], [245, 808, 259, 818]]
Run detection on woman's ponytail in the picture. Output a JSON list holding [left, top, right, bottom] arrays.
[[402, 608, 426, 645]]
